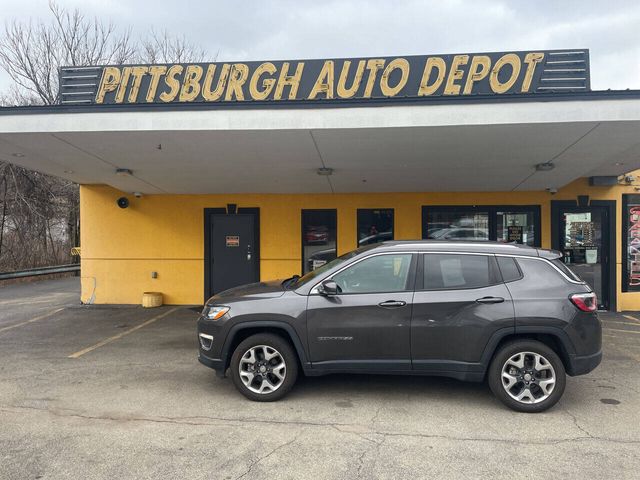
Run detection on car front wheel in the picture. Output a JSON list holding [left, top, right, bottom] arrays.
[[488, 340, 566, 413], [230, 333, 298, 401]]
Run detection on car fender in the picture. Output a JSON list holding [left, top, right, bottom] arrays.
[[219, 320, 310, 372]]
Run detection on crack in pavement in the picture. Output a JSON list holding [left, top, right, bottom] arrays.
[[2, 403, 640, 447], [564, 409, 594, 439], [234, 433, 301, 480]]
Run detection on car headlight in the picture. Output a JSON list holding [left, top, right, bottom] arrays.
[[203, 306, 230, 320]]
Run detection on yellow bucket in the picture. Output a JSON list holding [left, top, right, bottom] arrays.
[[142, 292, 163, 308]]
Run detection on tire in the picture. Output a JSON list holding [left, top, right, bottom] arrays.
[[488, 340, 566, 413], [230, 333, 299, 402]]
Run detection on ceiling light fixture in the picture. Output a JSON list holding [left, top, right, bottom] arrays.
[[317, 167, 333, 176], [535, 162, 555, 172], [116, 168, 133, 176], [64, 170, 74, 174], [11, 152, 24, 158]]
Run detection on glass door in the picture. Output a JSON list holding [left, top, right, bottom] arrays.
[[559, 208, 608, 310]]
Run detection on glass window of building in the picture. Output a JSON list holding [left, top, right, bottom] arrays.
[[425, 211, 489, 241], [302, 210, 337, 274], [423, 206, 540, 246], [497, 211, 536, 246], [357, 209, 394, 246]]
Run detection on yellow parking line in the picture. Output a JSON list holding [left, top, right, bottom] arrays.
[[622, 314, 640, 324], [0, 307, 65, 334], [68, 307, 179, 359]]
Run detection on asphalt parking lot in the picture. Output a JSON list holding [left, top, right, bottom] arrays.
[[1, 278, 640, 479]]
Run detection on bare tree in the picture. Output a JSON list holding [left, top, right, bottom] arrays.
[[0, 2, 208, 272], [0, 1, 137, 106], [140, 28, 207, 64]]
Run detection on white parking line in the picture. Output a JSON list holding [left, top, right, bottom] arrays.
[[604, 328, 640, 335], [0, 308, 65, 335], [622, 314, 640, 324], [68, 307, 179, 359]]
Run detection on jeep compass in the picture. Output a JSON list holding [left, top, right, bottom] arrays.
[[197, 241, 602, 412]]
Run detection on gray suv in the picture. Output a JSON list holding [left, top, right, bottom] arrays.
[[197, 241, 602, 412]]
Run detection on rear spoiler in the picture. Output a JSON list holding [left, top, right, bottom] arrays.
[[536, 248, 563, 260]]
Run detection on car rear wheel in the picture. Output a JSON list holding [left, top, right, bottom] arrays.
[[488, 340, 566, 413], [230, 333, 298, 402]]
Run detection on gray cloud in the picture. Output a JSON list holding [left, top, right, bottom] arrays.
[[1, 0, 639, 93]]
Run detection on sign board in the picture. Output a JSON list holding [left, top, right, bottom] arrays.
[[507, 225, 524, 244], [225, 236, 240, 247], [59, 49, 589, 106]]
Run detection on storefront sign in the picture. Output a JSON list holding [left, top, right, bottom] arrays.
[[507, 225, 524, 244], [59, 49, 589, 106], [623, 195, 640, 291]]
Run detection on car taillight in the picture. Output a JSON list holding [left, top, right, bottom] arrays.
[[570, 292, 597, 312]]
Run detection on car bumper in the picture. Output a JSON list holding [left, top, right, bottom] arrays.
[[567, 350, 602, 376], [198, 352, 226, 376]]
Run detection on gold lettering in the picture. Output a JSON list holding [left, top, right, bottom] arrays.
[[114, 66, 132, 103], [521, 52, 545, 92], [146, 65, 167, 102], [249, 62, 277, 100], [225, 64, 249, 101], [202, 64, 230, 101], [95, 66, 121, 103], [308, 60, 335, 99], [444, 55, 469, 95], [418, 57, 446, 96], [159, 65, 184, 102], [463, 56, 491, 94], [489, 53, 521, 94], [179, 65, 203, 102], [274, 62, 305, 100], [380, 58, 409, 97], [336, 60, 365, 99], [363, 59, 385, 98], [128, 66, 149, 103]]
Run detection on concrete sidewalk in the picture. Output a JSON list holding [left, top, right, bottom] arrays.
[[0, 279, 639, 479]]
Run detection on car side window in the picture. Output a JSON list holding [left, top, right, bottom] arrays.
[[496, 256, 523, 283], [332, 254, 413, 294], [423, 254, 499, 290]]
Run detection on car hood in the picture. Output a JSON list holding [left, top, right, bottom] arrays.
[[206, 279, 286, 304]]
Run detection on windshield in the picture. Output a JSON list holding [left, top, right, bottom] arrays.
[[291, 245, 377, 288]]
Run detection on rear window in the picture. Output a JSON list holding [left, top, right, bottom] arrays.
[[423, 254, 500, 290], [550, 258, 582, 282]]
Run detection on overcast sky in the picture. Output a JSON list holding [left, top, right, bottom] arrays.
[[1, 0, 639, 93]]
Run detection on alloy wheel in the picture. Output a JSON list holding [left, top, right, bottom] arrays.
[[239, 345, 287, 394], [501, 351, 556, 404]]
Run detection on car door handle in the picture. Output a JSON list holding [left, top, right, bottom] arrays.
[[476, 296, 505, 304], [378, 300, 407, 308]]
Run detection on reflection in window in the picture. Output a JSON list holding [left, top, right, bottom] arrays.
[[424, 254, 498, 289], [333, 254, 412, 293], [357, 209, 394, 246], [497, 211, 535, 246], [302, 210, 337, 274], [425, 211, 489, 241]]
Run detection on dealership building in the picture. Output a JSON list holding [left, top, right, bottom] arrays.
[[2, 48, 640, 311]]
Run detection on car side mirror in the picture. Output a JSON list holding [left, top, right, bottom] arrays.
[[319, 280, 339, 296]]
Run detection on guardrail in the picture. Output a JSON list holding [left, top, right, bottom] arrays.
[[0, 264, 80, 281]]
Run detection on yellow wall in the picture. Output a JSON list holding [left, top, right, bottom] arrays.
[[80, 176, 640, 310]]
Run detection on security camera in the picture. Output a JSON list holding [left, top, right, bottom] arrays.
[[133, 192, 143, 198], [117, 197, 129, 209], [546, 188, 558, 195]]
